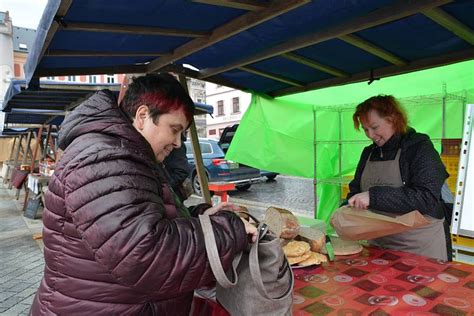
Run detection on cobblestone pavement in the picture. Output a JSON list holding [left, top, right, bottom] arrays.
[[0, 184, 44, 316]]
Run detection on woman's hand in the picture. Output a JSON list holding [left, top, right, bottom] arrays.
[[348, 191, 370, 209], [203, 202, 241, 216], [240, 218, 257, 243], [203, 202, 256, 242]]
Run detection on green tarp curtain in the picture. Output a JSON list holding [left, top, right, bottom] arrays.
[[226, 60, 474, 229]]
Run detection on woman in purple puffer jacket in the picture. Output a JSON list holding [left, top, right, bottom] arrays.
[[30, 73, 256, 315]]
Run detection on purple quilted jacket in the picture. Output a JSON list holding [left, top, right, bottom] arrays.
[[30, 90, 247, 315]]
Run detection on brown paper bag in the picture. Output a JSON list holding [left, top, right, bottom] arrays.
[[330, 206, 430, 241]]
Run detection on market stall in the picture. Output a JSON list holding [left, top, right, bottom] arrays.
[[23, 0, 474, 214], [19, 0, 474, 314]]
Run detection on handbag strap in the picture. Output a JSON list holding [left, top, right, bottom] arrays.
[[199, 214, 242, 289], [249, 223, 294, 301]]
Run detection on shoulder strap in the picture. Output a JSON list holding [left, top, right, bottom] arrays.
[[198, 214, 242, 289]]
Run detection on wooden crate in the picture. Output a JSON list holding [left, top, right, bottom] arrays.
[[441, 138, 462, 156], [340, 176, 353, 199], [441, 155, 459, 194]]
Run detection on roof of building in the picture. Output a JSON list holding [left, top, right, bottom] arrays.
[[12, 26, 37, 53]]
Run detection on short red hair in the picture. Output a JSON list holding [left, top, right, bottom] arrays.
[[353, 95, 408, 134]]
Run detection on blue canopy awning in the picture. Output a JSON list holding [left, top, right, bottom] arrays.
[[24, 0, 474, 97], [2, 80, 121, 126], [2, 79, 212, 127]]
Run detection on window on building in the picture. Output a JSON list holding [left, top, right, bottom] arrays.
[[89, 75, 97, 83], [209, 129, 216, 136], [14, 64, 21, 77], [67, 75, 76, 82], [217, 100, 224, 116], [107, 75, 115, 83], [232, 97, 240, 113]]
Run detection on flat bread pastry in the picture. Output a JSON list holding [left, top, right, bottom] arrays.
[[287, 251, 312, 265], [282, 240, 310, 258], [298, 227, 325, 252], [321, 237, 362, 256], [298, 252, 328, 266]]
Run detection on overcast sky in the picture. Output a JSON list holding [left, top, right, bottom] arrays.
[[0, 0, 48, 29]]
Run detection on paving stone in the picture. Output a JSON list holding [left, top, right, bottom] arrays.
[[6, 282, 31, 293], [1, 302, 31, 316], [0, 292, 15, 303], [0, 296, 24, 309], [0, 217, 27, 233], [0, 184, 44, 315], [19, 294, 35, 306], [15, 287, 37, 299]]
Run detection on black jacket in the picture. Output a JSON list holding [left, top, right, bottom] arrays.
[[347, 128, 448, 219], [163, 134, 190, 201]]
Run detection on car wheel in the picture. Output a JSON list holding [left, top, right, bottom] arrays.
[[192, 172, 214, 196], [192, 173, 203, 196], [266, 175, 277, 181], [236, 184, 251, 191]]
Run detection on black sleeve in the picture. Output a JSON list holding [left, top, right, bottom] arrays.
[[188, 203, 213, 217], [369, 139, 448, 216]]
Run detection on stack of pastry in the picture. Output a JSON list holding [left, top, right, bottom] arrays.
[[282, 241, 328, 266]]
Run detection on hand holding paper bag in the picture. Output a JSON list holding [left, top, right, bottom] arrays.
[[330, 206, 430, 241]]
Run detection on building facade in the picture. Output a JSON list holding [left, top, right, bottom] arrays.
[[205, 83, 251, 138], [0, 11, 15, 131]]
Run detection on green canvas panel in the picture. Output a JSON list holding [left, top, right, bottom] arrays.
[[226, 61, 474, 229]]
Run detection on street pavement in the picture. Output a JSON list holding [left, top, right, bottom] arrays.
[[186, 175, 316, 219], [0, 174, 314, 315], [230, 175, 315, 216], [0, 183, 44, 316]]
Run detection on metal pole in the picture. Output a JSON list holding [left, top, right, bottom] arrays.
[[338, 110, 342, 177], [442, 83, 446, 139], [313, 106, 317, 218], [177, 74, 212, 204]]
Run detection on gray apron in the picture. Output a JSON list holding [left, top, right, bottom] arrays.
[[360, 149, 447, 260]]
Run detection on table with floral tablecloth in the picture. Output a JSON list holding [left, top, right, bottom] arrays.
[[192, 247, 474, 315]]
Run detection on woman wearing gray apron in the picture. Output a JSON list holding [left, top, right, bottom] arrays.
[[347, 95, 449, 261]]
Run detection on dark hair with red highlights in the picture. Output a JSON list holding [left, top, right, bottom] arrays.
[[353, 95, 408, 134], [119, 73, 195, 125]]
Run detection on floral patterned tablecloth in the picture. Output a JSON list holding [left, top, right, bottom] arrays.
[[192, 247, 474, 315], [292, 247, 474, 315]]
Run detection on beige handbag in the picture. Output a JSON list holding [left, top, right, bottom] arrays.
[[199, 214, 294, 316]]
